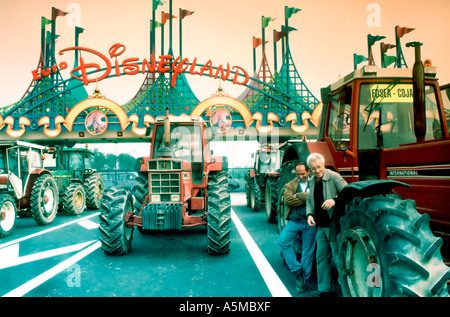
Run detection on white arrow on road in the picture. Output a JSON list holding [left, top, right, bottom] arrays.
[[0, 240, 97, 270]]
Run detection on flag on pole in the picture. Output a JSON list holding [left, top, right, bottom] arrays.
[[41, 17, 51, 29], [282, 25, 297, 33], [368, 34, 386, 47], [273, 30, 286, 42], [150, 20, 163, 31], [383, 55, 397, 67], [262, 16, 276, 28], [396, 27, 415, 38], [75, 26, 84, 37], [253, 37, 268, 48], [354, 54, 369, 65], [285, 7, 301, 19], [51, 7, 68, 20], [161, 12, 176, 24], [381, 43, 396, 54], [153, 0, 165, 9], [180, 9, 194, 20]]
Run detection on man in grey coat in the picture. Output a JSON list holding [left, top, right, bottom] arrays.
[[306, 153, 347, 297]]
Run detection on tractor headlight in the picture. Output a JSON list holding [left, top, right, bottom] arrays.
[[171, 194, 180, 202], [151, 194, 161, 202]]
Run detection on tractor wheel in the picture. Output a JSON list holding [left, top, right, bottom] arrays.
[[207, 170, 231, 255], [99, 187, 134, 255], [0, 194, 17, 238], [245, 182, 251, 208], [133, 173, 148, 214], [133, 173, 152, 234], [85, 172, 104, 210], [62, 183, 86, 215], [337, 193, 450, 297], [265, 178, 278, 223], [249, 182, 262, 212], [30, 174, 59, 225]]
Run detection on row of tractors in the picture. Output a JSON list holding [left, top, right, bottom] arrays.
[[0, 142, 104, 238], [244, 42, 450, 297]]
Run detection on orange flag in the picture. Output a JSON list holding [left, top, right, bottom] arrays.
[[396, 27, 415, 38]]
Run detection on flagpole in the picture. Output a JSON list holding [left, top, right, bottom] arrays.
[[380, 42, 385, 68], [179, 9, 182, 58], [261, 17, 266, 83], [252, 37, 257, 74], [161, 14, 165, 55], [284, 7, 290, 96], [169, 0, 173, 55], [273, 30, 277, 73]]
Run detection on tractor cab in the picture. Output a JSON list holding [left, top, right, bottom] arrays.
[[0, 141, 46, 198], [320, 64, 448, 182]]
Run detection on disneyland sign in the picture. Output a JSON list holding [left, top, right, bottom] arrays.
[[31, 43, 250, 88]]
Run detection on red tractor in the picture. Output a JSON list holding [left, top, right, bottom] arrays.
[[99, 109, 231, 255], [275, 42, 450, 296], [0, 141, 59, 237]]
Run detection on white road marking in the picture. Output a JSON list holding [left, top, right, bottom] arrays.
[[0, 212, 100, 250], [2, 241, 101, 297], [0, 240, 97, 270], [230, 208, 291, 297], [77, 219, 100, 230]]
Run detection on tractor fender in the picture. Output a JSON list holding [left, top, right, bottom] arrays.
[[330, 179, 410, 241], [208, 156, 228, 172]]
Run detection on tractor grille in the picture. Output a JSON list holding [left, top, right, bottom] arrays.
[[150, 173, 180, 202]]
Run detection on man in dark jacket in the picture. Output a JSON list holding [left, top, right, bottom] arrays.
[[278, 162, 316, 292], [306, 153, 347, 297]]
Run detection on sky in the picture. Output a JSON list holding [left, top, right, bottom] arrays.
[[1, 0, 450, 163]]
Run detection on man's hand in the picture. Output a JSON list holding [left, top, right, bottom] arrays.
[[321, 198, 335, 210], [307, 215, 316, 227]]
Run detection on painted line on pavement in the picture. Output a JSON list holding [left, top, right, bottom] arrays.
[[2, 241, 101, 297], [230, 208, 291, 297], [0, 212, 100, 250]]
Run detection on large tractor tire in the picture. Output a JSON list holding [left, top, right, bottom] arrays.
[[265, 178, 278, 223], [62, 183, 86, 215], [99, 187, 134, 255], [85, 172, 104, 210], [249, 181, 262, 212], [0, 194, 17, 238], [30, 174, 59, 225], [133, 173, 151, 234], [337, 193, 450, 297], [207, 170, 231, 255]]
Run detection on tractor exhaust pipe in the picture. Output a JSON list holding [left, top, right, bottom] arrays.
[[156, 106, 172, 158], [164, 106, 170, 148], [406, 41, 426, 142]]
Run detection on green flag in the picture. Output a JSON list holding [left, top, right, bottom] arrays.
[[368, 34, 386, 47], [282, 25, 297, 33], [354, 53, 368, 66], [153, 0, 165, 9], [41, 17, 51, 29], [150, 20, 163, 31], [384, 55, 396, 67], [262, 16, 276, 28], [285, 7, 301, 19]]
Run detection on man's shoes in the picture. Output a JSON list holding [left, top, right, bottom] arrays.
[[295, 269, 305, 292], [310, 290, 338, 297]]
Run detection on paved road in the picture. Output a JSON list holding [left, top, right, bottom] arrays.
[[0, 192, 328, 298]]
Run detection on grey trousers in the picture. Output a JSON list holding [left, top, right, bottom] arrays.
[[315, 227, 339, 292]]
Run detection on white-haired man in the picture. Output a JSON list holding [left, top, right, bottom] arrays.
[[306, 153, 347, 297]]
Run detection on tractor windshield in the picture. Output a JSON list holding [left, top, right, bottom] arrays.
[[152, 123, 203, 162], [358, 83, 443, 149]]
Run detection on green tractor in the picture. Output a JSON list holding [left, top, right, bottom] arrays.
[[47, 147, 105, 215]]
